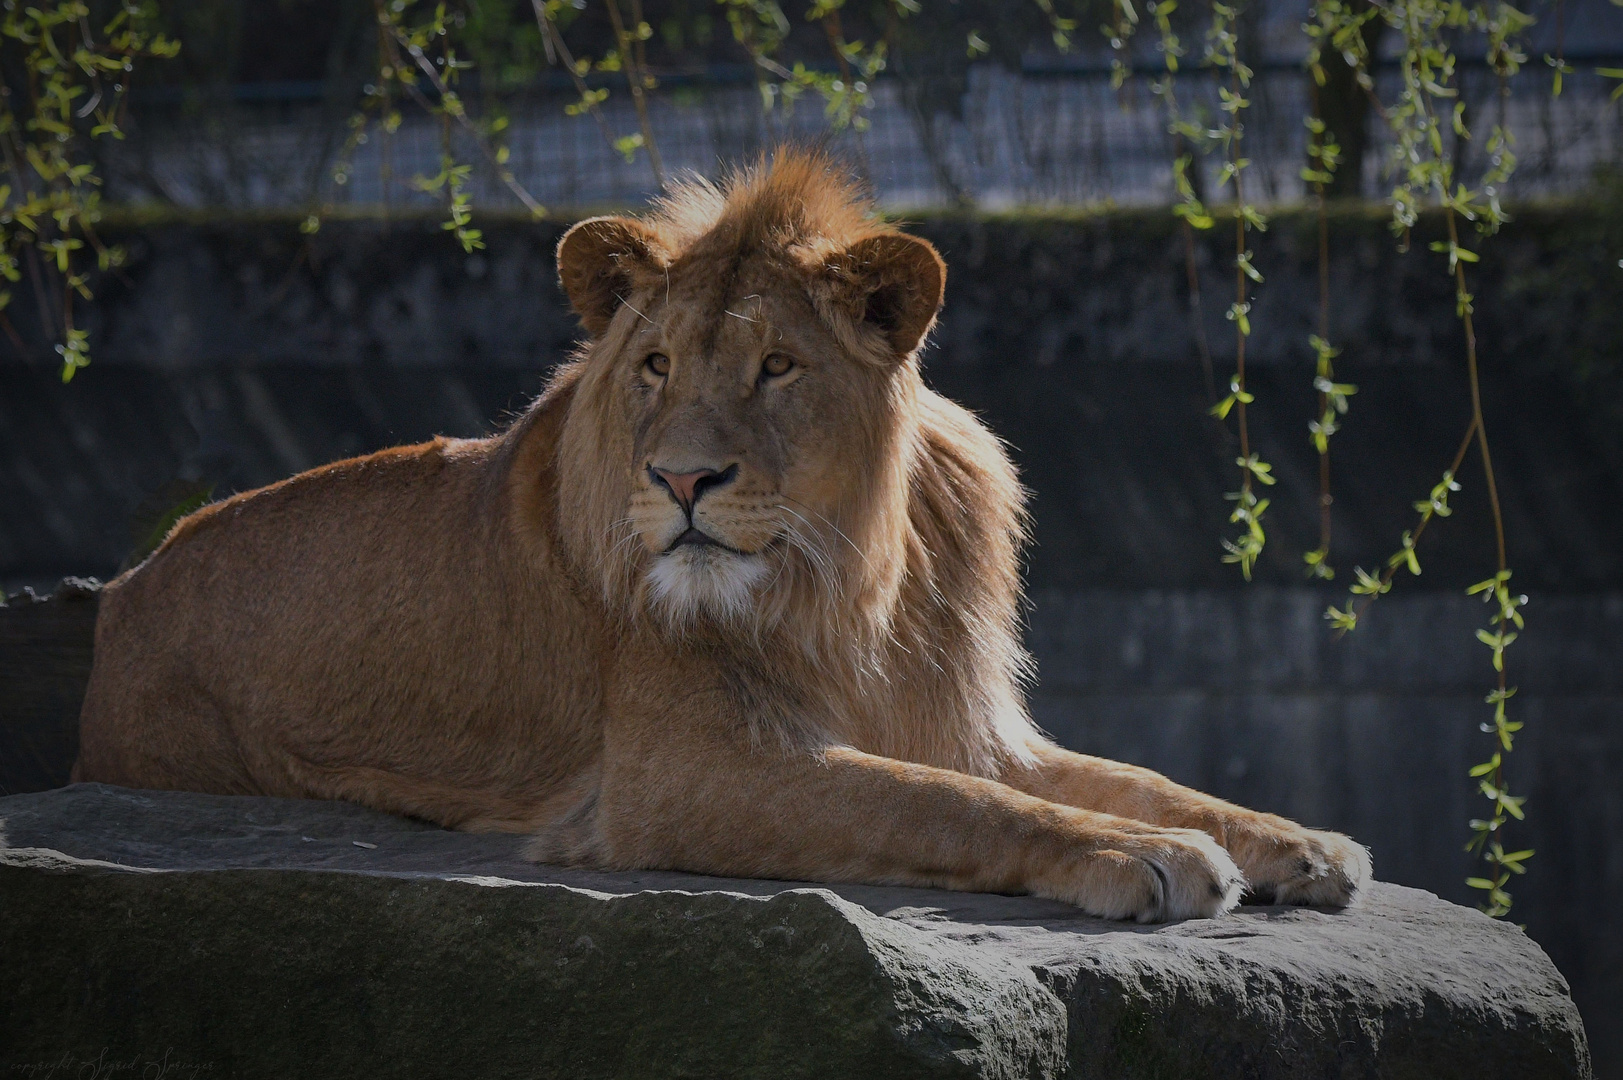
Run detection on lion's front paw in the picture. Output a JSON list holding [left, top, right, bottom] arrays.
[[1036, 827, 1244, 923], [1235, 824, 1372, 908]]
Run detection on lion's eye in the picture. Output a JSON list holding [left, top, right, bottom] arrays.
[[644, 353, 671, 378], [761, 353, 795, 379]]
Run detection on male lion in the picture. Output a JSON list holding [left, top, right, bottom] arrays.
[[76, 150, 1370, 921]]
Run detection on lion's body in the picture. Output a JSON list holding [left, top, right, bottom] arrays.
[[76, 150, 1370, 921], [78, 429, 600, 828], [78, 369, 1025, 832]]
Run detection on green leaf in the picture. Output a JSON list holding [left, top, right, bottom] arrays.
[[1476, 628, 1518, 670], [1324, 605, 1358, 631], [1226, 302, 1251, 336], [1467, 570, 1512, 595], [1173, 201, 1216, 230], [1350, 566, 1390, 596], [1237, 454, 1276, 485], [1302, 547, 1335, 580], [1387, 531, 1421, 576]]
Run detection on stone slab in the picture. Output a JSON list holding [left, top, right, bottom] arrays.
[[0, 784, 1592, 1079], [0, 578, 98, 794]]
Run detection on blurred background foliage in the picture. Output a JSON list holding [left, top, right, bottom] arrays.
[[57, 0, 1612, 219]]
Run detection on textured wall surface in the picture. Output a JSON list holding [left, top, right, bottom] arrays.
[[3, 206, 1621, 590], [1, 207, 1619, 1069]]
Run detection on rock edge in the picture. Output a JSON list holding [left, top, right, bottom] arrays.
[[0, 784, 1592, 1080]]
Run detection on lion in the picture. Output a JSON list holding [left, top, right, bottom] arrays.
[[74, 149, 1370, 922]]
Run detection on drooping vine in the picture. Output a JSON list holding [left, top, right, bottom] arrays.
[[1136, 0, 1276, 578], [601, 0, 665, 186], [1115, 0, 1550, 916], [316, 1, 545, 254], [1205, 1, 1276, 582], [1105, 0, 1140, 91], [0, 1, 178, 381], [1147, 0, 1220, 405], [1299, 0, 1373, 581], [1319, 0, 1536, 917]]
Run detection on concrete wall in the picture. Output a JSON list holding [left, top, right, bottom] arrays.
[[5, 204, 1622, 590], [1, 206, 1620, 1068]]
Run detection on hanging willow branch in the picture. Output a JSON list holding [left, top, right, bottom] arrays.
[[0, 2, 178, 381], [1317, 0, 1534, 919], [1205, 1, 1276, 581]]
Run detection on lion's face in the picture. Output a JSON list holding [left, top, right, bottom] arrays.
[[554, 187, 946, 631], [615, 262, 894, 624]]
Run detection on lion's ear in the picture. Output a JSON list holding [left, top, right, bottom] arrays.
[[833, 233, 947, 358], [557, 216, 660, 337]]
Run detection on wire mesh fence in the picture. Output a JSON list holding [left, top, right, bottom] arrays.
[[104, 60, 1623, 213]]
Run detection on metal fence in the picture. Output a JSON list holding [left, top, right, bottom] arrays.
[[103, 60, 1623, 212]]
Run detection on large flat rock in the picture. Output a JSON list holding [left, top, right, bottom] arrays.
[[0, 784, 1591, 1079]]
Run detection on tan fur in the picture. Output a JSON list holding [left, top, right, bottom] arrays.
[[75, 150, 1370, 921]]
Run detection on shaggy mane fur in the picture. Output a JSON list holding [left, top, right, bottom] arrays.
[[646, 149, 897, 262]]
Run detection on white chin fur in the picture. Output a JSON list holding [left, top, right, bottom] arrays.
[[647, 547, 768, 625]]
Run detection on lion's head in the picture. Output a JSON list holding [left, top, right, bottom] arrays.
[[551, 150, 957, 649]]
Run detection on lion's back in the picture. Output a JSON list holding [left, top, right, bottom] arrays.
[[74, 436, 513, 792]]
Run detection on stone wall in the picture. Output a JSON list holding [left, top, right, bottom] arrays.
[[4, 203, 1622, 589], [1, 204, 1620, 1070]]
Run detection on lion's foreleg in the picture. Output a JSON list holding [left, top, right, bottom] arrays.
[[584, 676, 1241, 922], [1003, 741, 1371, 907]]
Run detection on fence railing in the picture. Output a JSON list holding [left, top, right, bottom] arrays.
[[104, 60, 1623, 212]]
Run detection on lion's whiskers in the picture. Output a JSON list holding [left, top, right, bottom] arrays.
[[597, 516, 647, 606], [770, 504, 891, 685], [780, 494, 873, 576], [776, 506, 842, 602]]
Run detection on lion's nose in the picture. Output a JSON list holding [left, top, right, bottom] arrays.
[[649, 464, 737, 515]]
